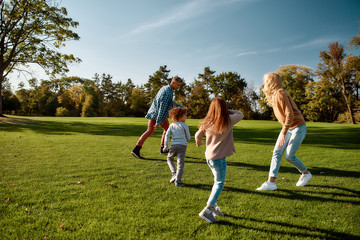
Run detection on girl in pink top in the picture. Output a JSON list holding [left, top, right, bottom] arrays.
[[195, 97, 243, 223], [256, 72, 312, 191]]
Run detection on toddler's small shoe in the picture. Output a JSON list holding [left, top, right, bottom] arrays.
[[256, 181, 277, 190], [296, 172, 312, 187], [175, 181, 185, 187], [169, 174, 176, 183]]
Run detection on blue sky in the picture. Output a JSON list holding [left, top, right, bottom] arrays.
[[9, 0, 360, 90]]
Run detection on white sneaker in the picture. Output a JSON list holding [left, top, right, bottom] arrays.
[[256, 181, 277, 190], [296, 172, 312, 187], [213, 204, 224, 216], [199, 207, 218, 223]]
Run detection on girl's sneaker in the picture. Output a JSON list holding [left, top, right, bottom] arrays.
[[256, 181, 277, 190], [296, 172, 312, 187], [199, 207, 218, 223], [213, 204, 224, 216]]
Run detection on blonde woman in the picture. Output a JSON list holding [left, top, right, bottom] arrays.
[[195, 98, 244, 223], [257, 73, 312, 191]]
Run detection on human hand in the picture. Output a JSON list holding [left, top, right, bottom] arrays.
[[278, 134, 286, 147]]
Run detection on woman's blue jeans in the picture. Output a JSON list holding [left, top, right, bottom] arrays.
[[269, 125, 307, 178], [206, 158, 227, 207]]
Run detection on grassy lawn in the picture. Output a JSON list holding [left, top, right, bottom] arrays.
[[1, 115, 359, 239]]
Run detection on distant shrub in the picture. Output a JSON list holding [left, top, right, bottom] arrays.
[[335, 111, 360, 124], [56, 107, 70, 117]]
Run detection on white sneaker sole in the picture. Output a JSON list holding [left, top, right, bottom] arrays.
[[256, 187, 277, 191], [131, 151, 141, 159], [296, 179, 312, 186], [199, 214, 217, 223]]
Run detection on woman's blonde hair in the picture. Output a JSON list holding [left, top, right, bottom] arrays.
[[169, 107, 187, 122], [262, 72, 283, 107], [199, 97, 230, 134]]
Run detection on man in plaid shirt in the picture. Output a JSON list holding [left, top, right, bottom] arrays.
[[131, 76, 183, 159]]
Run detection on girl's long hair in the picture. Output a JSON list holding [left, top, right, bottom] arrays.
[[262, 72, 283, 107], [199, 97, 230, 134]]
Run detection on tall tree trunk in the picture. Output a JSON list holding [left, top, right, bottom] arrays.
[[341, 82, 355, 124], [0, 76, 3, 117]]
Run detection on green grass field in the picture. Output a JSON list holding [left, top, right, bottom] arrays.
[[1, 115, 359, 239]]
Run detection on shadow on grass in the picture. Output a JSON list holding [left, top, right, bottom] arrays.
[[213, 216, 360, 240], [232, 126, 360, 150], [142, 156, 360, 179], [1, 116, 359, 150], [185, 183, 360, 205], [227, 161, 360, 178]]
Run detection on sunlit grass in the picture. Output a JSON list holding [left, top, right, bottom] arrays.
[[1, 115, 359, 239]]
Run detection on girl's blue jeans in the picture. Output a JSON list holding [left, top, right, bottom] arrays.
[[206, 158, 227, 207], [269, 125, 307, 178]]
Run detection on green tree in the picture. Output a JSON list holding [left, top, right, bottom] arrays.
[[81, 79, 100, 117], [210, 71, 251, 117], [130, 88, 148, 117], [64, 84, 84, 116], [276, 65, 314, 113], [317, 42, 358, 124], [349, 24, 360, 49], [37, 81, 58, 115], [210, 72, 247, 101], [187, 80, 211, 119], [258, 86, 275, 120], [303, 79, 344, 122], [0, 0, 81, 116], [1, 78, 20, 113], [122, 79, 136, 116], [198, 66, 216, 91], [244, 85, 261, 119], [145, 65, 171, 100]]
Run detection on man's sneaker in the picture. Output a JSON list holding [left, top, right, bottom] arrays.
[[199, 207, 218, 223], [213, 203, 224, 216], [131, 145, 143, 159], [296, 172, 312, 187], [175, 181, 185, 187], [169, 174, 176, 183], [160, 147, 169, 155], [256, 181, 277, 190]]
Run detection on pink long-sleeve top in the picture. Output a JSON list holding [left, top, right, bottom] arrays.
[[195, 110, 244, 160]]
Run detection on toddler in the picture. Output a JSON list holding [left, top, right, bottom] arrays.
[[163, 107, 191, 187]]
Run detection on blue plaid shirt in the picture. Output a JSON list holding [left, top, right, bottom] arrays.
[[145, 85, 182, 125]]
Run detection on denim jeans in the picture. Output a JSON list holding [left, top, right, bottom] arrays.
[[206, 158, 227, 207], [269, 125, 307, 178]]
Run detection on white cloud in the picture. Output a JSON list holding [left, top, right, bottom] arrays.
[[264, 48, 281, 53], [236, 51, 258, 56], [290, 38, 331, 49], [126, 0, 207, 36], [125, 0, 252, 36]]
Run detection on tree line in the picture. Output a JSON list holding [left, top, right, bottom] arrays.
[[2, 38, 360, 124], [1, 0, 359, 123]]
